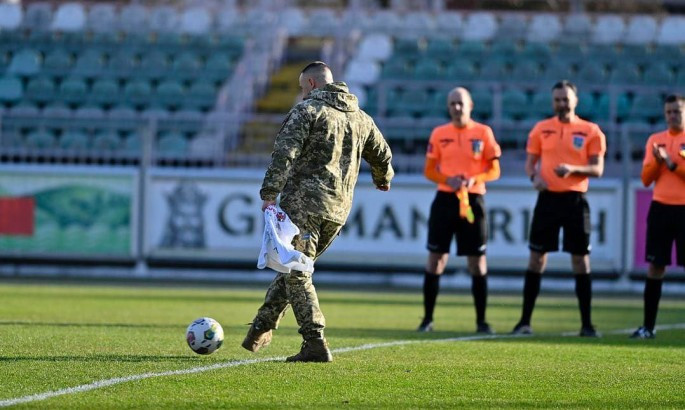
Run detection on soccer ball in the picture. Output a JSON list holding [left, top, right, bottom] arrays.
[[186, 317, 224, 355]]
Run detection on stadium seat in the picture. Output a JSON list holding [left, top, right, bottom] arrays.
[[624, 15, 658, 45], [541, 60, 572, 82], [561, 13, 592, 43], [8, 101, 40, 122], [651, 44, 684, 66], [357, 34, 393, 62], [74, 105, 106, 122], [307, 9, 338, 37], [180, 7, 211, 35], [501, 90, 530, 120], [641, 63, 674, 86], [108, 105, 139, 131], [554, 42, 586, 66], [478, 60, 508, 81], [42, 49, 73, 75], [124, 132, 142, 155], [23, 2, 52, 32], [587, 44, 620, 67], [58, 77, 87, 105], [7, 49, 41, 77], [576, 62, 608, 85], [575, 92, 597, 120], [656, 16, 685, 45], [123, 79, 152, 106], [92, 131, 121, 152], [527, 13, 562, 43], [87, 4, 117, 33], [445, 62, 477, 81], [462, 12, 497, 41], [596, 92, 631, 121], [677, 69, 685, 87], [471, 88, 493, 120], [157, 132, 188, 156], [0, 76, 23, 104], [414, 60, 442, 80], [205, 53, 233, 82], [42, 102, 72, 126], [496, 13, 528, 41], [621, 44, 651, 66], [435, 11, 463, 36], [608, 64, 640, 85], [401, 11, 436, 37], [26, 77, 55, 104], [149, 5, 179, 33], [107, 50, 137, 77], [59, 129, 90, 151], [25, 129, 56, 149], [456, 41, 487, 62], [510, 61, 540, 83], [172, 52, 201, 80], [140, 52, 169, 79], [489, 41, 518, 63], [630, 93, 665, 123], [520, 42, 552, 64], [426, 38, 457, 60], [381, 59, 409, 79], [215, 5, 239, 33], [591, 14, 626, 45], [51, 2, 86, 32], [0, 3, 22, 30], [0, 131, 23, 149], [367, 10, 402, 34], [187, 81, 216, 110], [90, 78, 120, 106], [394, 38, 420, 59], [72, 50, 105, 78], [344, 60, 380, 86], [119, 4, 148, 34], [156, 80, 185, 109]]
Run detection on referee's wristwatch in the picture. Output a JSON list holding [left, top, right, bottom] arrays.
[[667, 162, 677, 172]]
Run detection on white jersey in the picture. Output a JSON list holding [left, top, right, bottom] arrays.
[[257, 205, 315, 273]]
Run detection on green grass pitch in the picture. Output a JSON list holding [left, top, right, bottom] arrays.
[[1, 282, 684, 408]]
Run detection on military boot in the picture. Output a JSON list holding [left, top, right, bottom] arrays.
[[241, 322, 272, 353], [285, 337, 333, 362]]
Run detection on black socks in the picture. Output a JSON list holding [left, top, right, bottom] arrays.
[[519, 270, 542, 326], [644, 277, 663, 331], [422, 272, 441, 322], [574, 274, 592, 329], [472, 275, 488, 325]]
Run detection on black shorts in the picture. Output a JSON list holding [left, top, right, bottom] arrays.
[[645, 200, 685, 267], [529, 191, 591, 255], [426, 191, 487, 256]]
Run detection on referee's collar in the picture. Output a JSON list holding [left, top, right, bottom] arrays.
[[451, 119, 476, 130]]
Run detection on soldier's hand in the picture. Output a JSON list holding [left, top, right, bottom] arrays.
[[376, 184, 390, 191], [261, 200, 276, 211]]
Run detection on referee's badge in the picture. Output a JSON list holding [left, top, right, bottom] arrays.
[[572, 134, 585, 149], [471, 139, 483, 155]]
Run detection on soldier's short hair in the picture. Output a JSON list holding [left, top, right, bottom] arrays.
[[301, 61, 331, 76], [552, 80, 578, 95], [665, 94, 685, 104]]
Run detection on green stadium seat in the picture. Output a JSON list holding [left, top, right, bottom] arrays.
[[501, 89, 529, 120], [488, 41, 518, 63], [0, 76, 23, 104], [587, 44, 620, 68], [59, 77, 88, 105], [156, 80, 185, 109], [25, 129, 56, 149], [629, 93, 665, 123], [157, 132, 188, 156], [90, 78, 120, 106], [0, 131, 23, 149], [172, 51, 201, 80], [576, 92, 597, 120], [381, 60, 409, 79], [520, 42, 551, 64], [651, 44, 683, 66], [123, 79, 152, 106], [621, 44, 651, 66], [456, 41, 487, 62], [205, 53, 233, 82], [107, 50, 137, 77], [425, 38, 456, 59], [677, 69, 685, 86], [471, 88, 493, 120], [92, 131, 122, 151], [414, 60, 442, 80], [25, 77, 55, 104], [42, 49, 73, 75], [641, 63, 674, 85], [394, 38, 420, 58], [123, 132, 142, 155], [479, 60, 508, 80], [608, 64, 640, 85], [529, 91, 551, 119], [7, 49, 41, 76], [59, 130, 90, 151], [553, 43, 586, 66], [187, 80, 215, 110], [541, 60, 572, 82], [576, 62, 607, 85], [72, 50, 105, 77], [140, 52, 169, 79], [510, 61, 540, 82], [596, 92, 631, 121]]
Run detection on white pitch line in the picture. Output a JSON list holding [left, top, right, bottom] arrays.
[[1, 323, 684, 408]]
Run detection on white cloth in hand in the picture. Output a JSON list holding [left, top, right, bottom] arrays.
[[257, 205, 314, 273]]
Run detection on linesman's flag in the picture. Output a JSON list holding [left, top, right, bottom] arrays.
[[0, 197, 35, 236]]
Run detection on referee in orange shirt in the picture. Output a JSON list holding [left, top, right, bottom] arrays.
[[511, 80, 606, 337], [631, 94, 685, 339], [418, 87, 501, 334]]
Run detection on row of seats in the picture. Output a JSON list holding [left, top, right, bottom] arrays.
[[0, 128, 218, 158], [1, 47, 236, 82], [363, 87, 668, 124], [0, 76, 217, 110]]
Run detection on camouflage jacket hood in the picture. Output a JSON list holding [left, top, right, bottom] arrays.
[[260, 81, 394, 225], [306, 82, 359, 112]]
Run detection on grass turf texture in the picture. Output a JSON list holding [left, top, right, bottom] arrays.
[[0, 283, 684, 408]]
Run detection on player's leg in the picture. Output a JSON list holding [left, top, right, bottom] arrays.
[[420, 192, 458, 332], [284, 216, 340, 362], [458, 194, 491, 333], [242, 272, 287, 352], [512, 192, 559, 334], [633, 201, 677, 339], [563, 193, 596, 336]]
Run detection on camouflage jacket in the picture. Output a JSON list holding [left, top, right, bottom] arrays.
[[260, 82, 394, 225]]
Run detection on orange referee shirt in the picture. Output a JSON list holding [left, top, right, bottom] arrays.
[[426, 120, 501, 194], [526, 116, 606, 193], [642, 129, 685, 205]]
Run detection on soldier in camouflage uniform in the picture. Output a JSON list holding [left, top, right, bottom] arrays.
[[242, 62, 394, 362]]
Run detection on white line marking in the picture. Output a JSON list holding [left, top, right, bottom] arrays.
[[1, 323, 683, 408]]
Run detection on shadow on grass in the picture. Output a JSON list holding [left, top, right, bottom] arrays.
[[0, 354, 199, 363]]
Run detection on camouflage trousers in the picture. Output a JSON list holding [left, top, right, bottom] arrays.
[[253, 214, 342, 341]]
